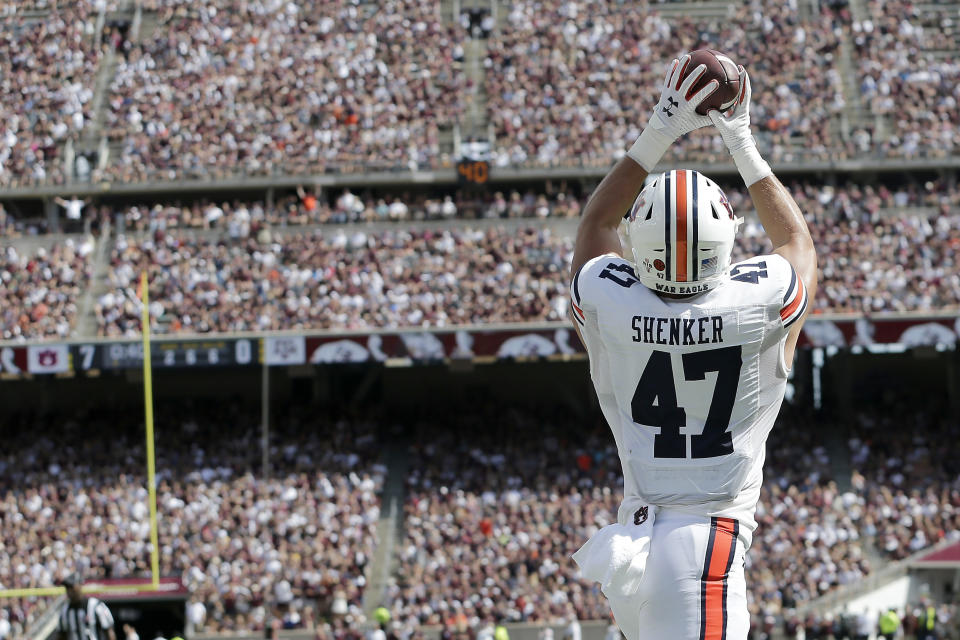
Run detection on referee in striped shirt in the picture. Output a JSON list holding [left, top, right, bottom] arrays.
[[56, 574, 117, 640]]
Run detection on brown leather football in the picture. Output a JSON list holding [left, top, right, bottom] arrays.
[[681, 49, 743, 115]]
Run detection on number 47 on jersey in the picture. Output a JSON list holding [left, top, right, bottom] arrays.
[[632, 346, 743, 459]]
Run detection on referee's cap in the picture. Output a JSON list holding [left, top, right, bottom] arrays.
[[59, 572, 82, 587]]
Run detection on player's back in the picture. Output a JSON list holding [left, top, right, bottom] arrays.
[[571, 252, 807, 527]]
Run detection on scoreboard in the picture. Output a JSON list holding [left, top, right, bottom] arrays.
[[456, 159, 489, 186], [97, 339, 255, 370]]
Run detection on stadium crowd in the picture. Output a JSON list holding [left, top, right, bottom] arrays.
[[0, 1, 101, 187], [100, 0, 466, 183], [112, 188, 585, 231], [846, 400, 960, 562], [485, 1, 845, 168], [2, 176, 955, 238], [1, 397, 959, 637], [392, 406, 622, 629], [0, 403, 383, 637], [0, 0, 959, 187], [853, 0, 960, 158], [389, 407, 873, 636], [0, 175, 956, 342], [390, 402, 960, 638], [94, 226, 573, 336], [100, 178, 953, 232], [749, 419, 867, 621], [95, 205, 960, 337], [0, 237, 94, 342]]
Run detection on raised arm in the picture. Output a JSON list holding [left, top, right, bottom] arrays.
[[570, 55, 719, 279], [710, 72, 817, 362], [569, 158, 647, 278]]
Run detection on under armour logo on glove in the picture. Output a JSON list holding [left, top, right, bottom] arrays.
[[634, 506, 649, 525], [662, 97, 679, 117]]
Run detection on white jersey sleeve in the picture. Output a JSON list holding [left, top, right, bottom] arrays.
[[571, 253, 654, 397], [738, 253, 809, 376], [570, 254, 633, 438]]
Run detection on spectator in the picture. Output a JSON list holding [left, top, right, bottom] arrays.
[[55, 196, 91, 222], [563, 607, 581, 640]]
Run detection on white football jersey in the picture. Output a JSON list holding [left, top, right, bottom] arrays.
[[571, 252, 807, 532]]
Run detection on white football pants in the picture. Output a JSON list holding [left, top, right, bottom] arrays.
[[605, 510, 750, 640]]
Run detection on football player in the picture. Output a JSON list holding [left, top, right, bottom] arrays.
[[569, 55, 817, 640]]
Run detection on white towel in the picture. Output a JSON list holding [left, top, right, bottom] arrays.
[[572, 498, 656, 598]]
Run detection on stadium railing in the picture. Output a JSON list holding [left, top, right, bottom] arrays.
[[2, 156, 960, 199]]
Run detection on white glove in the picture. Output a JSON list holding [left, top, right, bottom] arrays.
[[627, 54, 719, 172], [708, 70, 772, 186]]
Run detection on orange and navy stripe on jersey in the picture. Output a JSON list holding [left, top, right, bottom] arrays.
[[699, 517, 740, 640], [570, 263, 586, 326], [780, 267, 808, 328]]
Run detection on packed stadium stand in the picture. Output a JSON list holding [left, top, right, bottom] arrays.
[[100, 0, 466, 182], [485, 0, 845, 166], [94, 225, 574, 336], [1, 0, 958, 184], [2, 396, 959, 637], [3, 175, 960, 342], [391, 402, 957, 636], [853, 0, 960, 158], [0, 237, 93, 341], [0, 403, 383, 637], [3, 0, 960, 639], [0, 1, 102, 187]]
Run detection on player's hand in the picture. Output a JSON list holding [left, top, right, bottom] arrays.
[[709, 69, 771, 186], [627, 54, 719, 172], [708, 67, 754, 153], [647, 54, 720, 141]]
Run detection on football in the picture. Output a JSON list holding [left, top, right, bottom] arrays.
[[682, 49, 743, 115]]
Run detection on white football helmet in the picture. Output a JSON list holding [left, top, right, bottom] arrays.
[[625, 169, 743, 296]]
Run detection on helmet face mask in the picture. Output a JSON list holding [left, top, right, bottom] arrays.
[[626, 170, 742, 296]]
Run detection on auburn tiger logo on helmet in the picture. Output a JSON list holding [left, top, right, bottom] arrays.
[[626, 170, 743, 295]]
